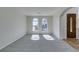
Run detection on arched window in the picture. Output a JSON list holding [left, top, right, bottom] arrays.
[[42, 18, 48, 31]]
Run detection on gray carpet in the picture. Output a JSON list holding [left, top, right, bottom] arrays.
[[0, 34, 78, 52]]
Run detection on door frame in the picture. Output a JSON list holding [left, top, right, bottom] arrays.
[[67, 13, 76, 38]]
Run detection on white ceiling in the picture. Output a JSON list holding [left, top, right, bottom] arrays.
[[16, 7, 68, 16]]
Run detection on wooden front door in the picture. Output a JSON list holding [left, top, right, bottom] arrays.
[[67, 14, 76, 38]]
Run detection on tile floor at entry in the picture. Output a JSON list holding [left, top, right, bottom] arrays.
[[0, 35, 78, 52]]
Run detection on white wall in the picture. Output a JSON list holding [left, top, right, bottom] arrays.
[[52, 15, 60, 39], [52, 8, 69, 39], [60, 7, 78, 39], [0, 8, 27, 50], [27, 16, 53, 34]]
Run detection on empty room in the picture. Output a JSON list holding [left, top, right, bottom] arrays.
[[0, 7, 79, 52]]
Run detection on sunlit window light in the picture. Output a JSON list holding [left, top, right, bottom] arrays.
[[31, 35, 40, 40], [43, 35, 55, 40], [42, 18, 48, 32], [32, 18, 39, 32]]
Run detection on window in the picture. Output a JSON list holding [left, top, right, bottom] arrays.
[[42, 18, 48, 32], [70, 17, 73, 32], [32, 17, 48, 33], [32, 18, 39, 32]]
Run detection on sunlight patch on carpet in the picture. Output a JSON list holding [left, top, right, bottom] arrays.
[[43, 35, 55, 40], [31, 35, 40, 40]]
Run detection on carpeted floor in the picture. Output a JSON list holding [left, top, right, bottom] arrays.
[[0, 35, 78, 52]]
